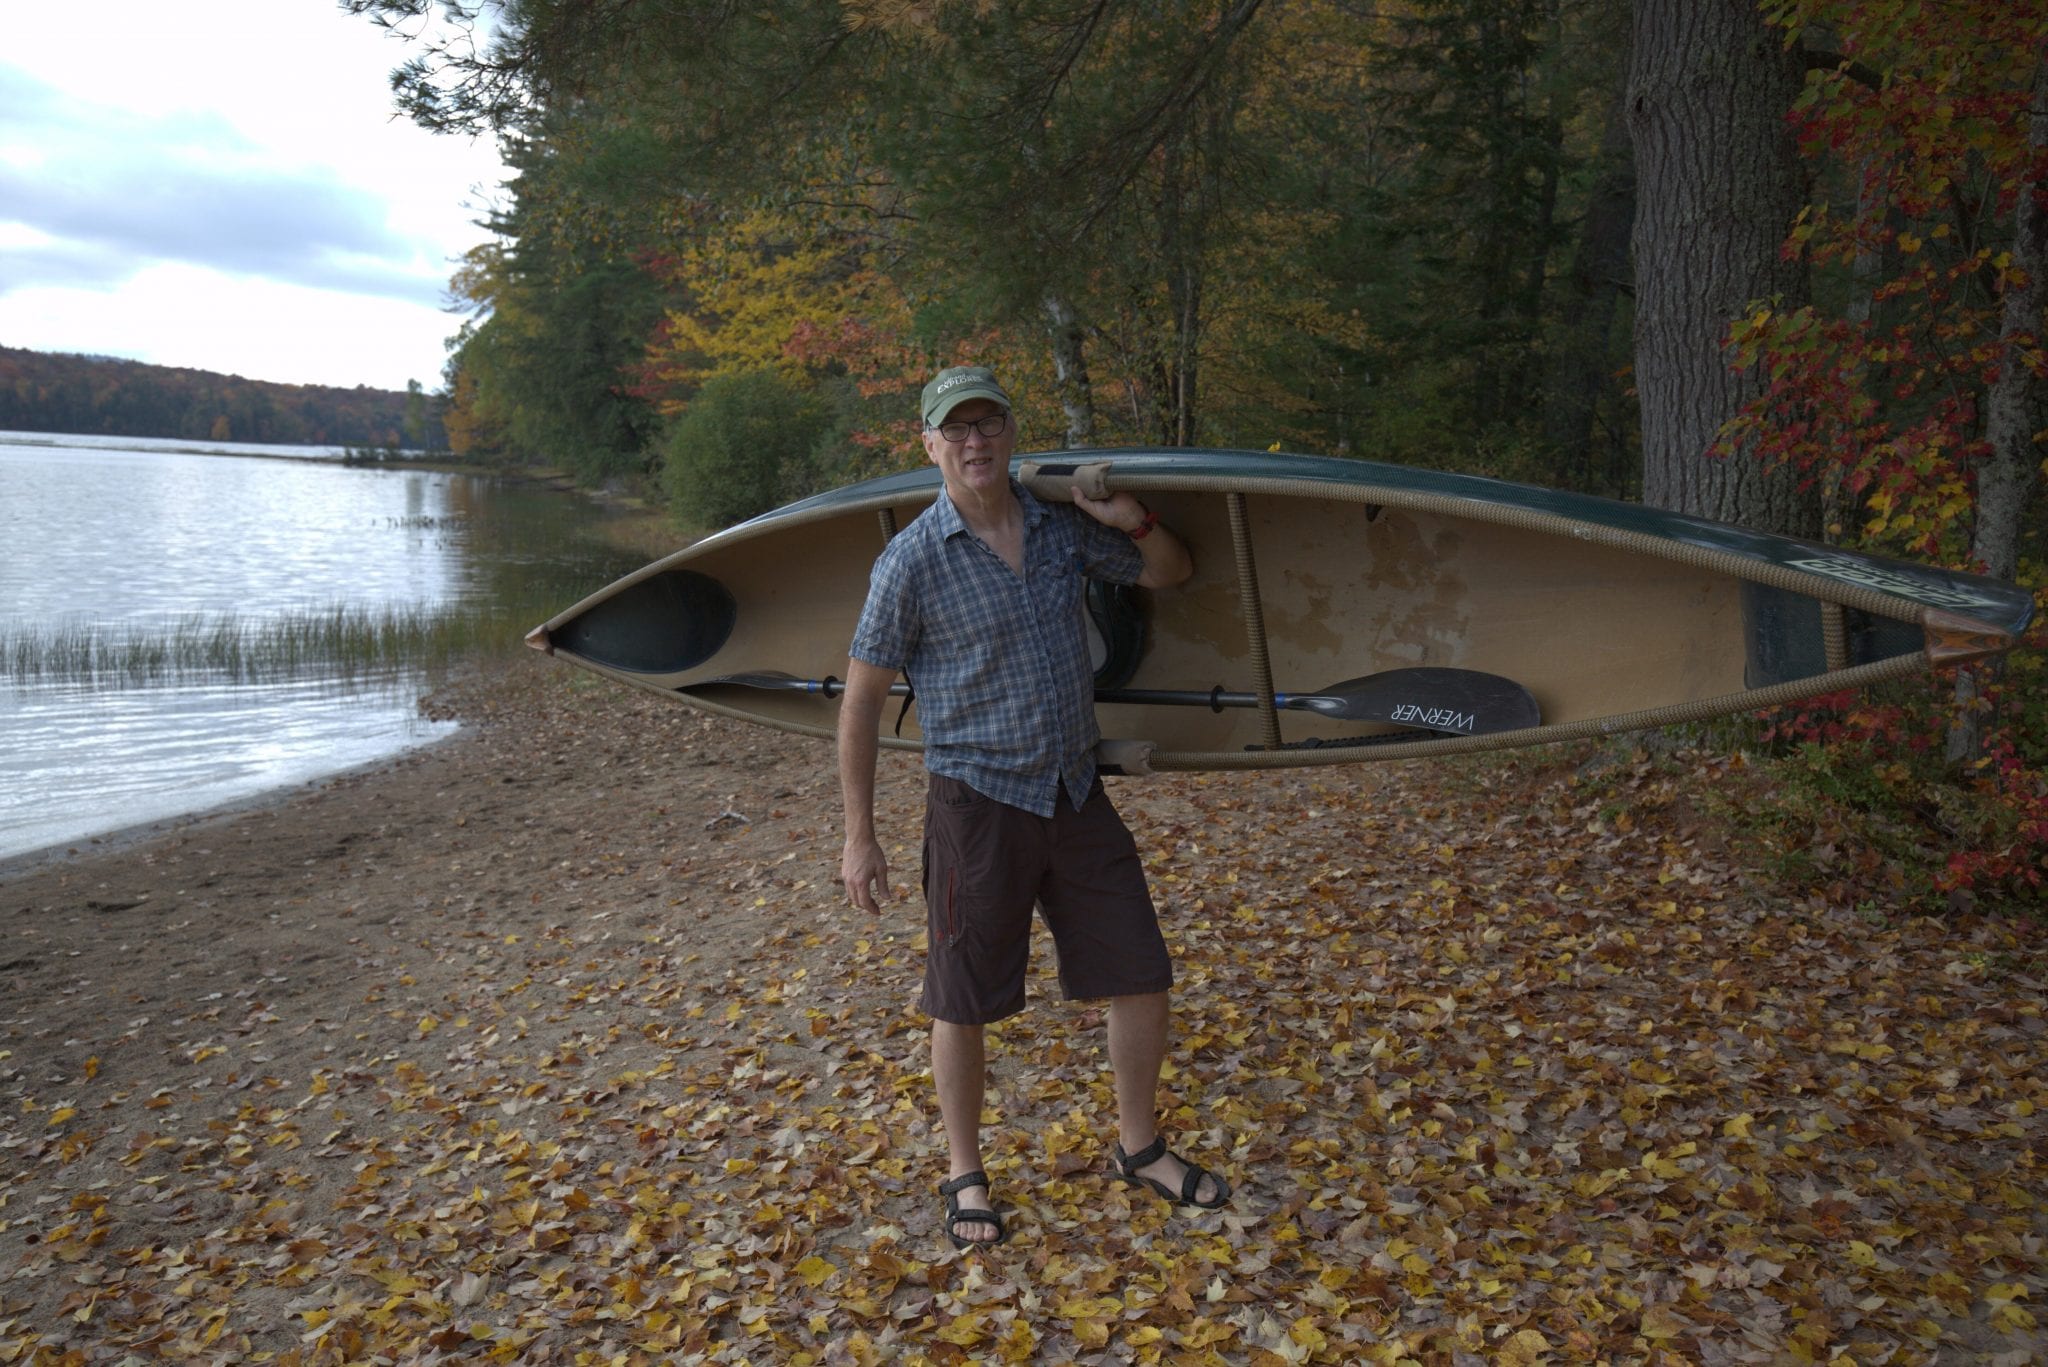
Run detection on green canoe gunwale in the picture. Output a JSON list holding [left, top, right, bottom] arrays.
[[532, 448, 2033, 772]]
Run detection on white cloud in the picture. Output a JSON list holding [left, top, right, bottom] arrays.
[[0, 83, 435, 299], [0, 223, 56, 251], [0, 264, 461, 391], [0, 1, 505, 392]]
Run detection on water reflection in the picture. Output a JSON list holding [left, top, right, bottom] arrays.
[[8, 445, 466, 621], [0, 440, 647, 861], [1, 674, 455, 861]]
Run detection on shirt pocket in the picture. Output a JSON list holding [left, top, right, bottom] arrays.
[[1038, 548, 1086, 620]]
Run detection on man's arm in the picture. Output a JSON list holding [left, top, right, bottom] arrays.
[[837, 656, 898, 913], [1129, 516, 1193, 589], [1071, 490, 1193, 588]]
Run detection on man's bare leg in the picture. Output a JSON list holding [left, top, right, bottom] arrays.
[[1107, 992, 1222, 1204], [932, 1020, 1000, 1243]]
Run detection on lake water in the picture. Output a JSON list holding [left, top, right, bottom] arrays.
[[0, 432, 646, 863]]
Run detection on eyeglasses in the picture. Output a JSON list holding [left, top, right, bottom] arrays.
[[930, 412, 1010, 443]]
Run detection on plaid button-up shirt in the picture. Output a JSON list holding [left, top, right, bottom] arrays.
[[849, 480, 1144, 816]]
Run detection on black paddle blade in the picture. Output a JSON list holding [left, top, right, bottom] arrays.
[[1291, 667, 1540, 735]]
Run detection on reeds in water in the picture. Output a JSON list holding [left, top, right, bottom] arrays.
[[0, 606, 525, 688]]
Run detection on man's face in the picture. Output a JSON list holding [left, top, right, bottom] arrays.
[[923, 398, 1015, 499]]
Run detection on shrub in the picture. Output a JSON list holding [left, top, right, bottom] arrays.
[[661, 370, 827, 530]]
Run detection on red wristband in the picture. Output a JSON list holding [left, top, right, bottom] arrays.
[[1128, 509, 1160, 540]]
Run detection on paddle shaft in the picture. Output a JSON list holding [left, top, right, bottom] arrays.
[[1096, 685, 1336, 713], [716, 674, 1327, 709], [745, 680, 1335, 713], [703, 667, 1537, 736]]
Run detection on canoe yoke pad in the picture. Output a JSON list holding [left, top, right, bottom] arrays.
[[1097, 738, 1156, 777], [1019, 461, 1113, 503], [1019, 459, 1145, 688]]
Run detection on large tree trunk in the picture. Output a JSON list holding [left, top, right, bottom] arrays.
[[1949, 54, 2048, 763], [1973, 57, 2048, 587], [1628, 0, 1817, 535]]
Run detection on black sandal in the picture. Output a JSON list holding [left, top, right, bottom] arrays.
[[1112, 1136, 1231, 1209], [938, 1170, 1007, 1249]]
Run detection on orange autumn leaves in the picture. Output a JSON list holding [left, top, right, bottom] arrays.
[[4, 740, 2046, 1364]]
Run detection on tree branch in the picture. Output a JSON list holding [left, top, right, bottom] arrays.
[[1066, 0, 1270, 244], [1802, 47, 1883, 90]]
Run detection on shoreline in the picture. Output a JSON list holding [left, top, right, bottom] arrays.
[[0, 430, 665, 501], [0, 735, 461, 881], [1, 441, 681, 879], [0, 428, 552, 481]]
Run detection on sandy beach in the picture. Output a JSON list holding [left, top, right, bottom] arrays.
[[4, 654, 2043, 1364]]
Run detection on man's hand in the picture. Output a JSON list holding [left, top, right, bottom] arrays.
[[837, 657, 898, 914], [842, 836, 891, 913], [1071, 490, 1193, 589], [1070, 488, 1149, 533]]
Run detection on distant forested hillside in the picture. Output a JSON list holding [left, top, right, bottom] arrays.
[[0, 346, 445, 449]]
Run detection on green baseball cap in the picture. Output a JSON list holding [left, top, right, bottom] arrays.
[[921, 365, 1012, 427]]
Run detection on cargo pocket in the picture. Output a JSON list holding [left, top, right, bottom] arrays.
[[936, 865, 963, 948], [922, 820, 967, 951]]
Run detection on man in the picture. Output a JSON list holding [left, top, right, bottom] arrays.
[[838, 364, 1228, 1250]]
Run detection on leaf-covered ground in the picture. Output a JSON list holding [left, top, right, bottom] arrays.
[[3, 658, 2043, 1365]]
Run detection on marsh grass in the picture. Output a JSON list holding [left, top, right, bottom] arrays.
[[1, 605, 532, 689]]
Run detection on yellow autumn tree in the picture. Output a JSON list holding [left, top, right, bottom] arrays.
[[638, 199, 1058, 472], [639, 206, 865, 408]]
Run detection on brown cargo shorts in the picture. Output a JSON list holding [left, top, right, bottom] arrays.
[[919, 772, 1172, 1025]]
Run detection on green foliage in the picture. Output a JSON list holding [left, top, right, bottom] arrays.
[[401, 379, 431, 450], [441, 144, 669, 484], [365, 0, 1646, 485], [661, 370, 830, 530], [513, 261, 667, 483], [1335, 0, 1632, 475], [1710, 0, 2048, 894], [1730, 1, 2046, 567], [1731, 661, 2048, 913], [1752, 742, 1952, 906]]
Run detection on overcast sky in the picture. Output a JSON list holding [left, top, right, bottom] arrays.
[[0, 3, 507, 393]]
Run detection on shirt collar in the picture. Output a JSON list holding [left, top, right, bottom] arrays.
[[933, 478, 1048, 540]]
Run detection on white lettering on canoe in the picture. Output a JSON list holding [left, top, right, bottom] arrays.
[[1784, 557, 2004, 611], [1390, 703, 1477, 733]]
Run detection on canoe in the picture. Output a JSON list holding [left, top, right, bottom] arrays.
[[525, 449, 2034, 772]]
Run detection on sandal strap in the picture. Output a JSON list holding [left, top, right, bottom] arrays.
[[1115, 1139, 1231, 1208], [938, 1170, 990, 1200], [1116, 1136, 1169, 1174], [946, 1210, 1006, 1244], [938, 1170, 1005, 1246]]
